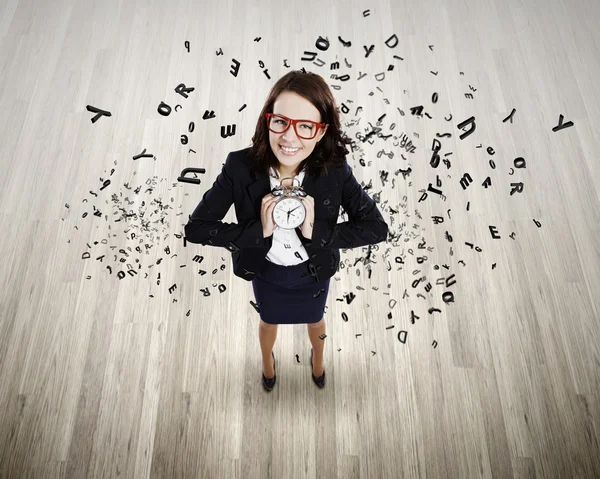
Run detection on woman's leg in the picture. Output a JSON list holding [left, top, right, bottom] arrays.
[[307, 317, 325, 376], [259, 319, 278, 378]]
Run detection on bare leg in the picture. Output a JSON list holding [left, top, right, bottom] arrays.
[[259, 319, 278, 378], [307, 317, 325, 376]]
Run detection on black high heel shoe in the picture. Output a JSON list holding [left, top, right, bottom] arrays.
[[310, 348, 325, 388], [262, 351, 276, 392]]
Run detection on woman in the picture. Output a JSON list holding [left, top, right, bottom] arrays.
[[184, 70, 388, 392]]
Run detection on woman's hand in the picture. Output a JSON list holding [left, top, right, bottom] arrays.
[[260, 193, 278, 238], [300, 195, 314, 239]]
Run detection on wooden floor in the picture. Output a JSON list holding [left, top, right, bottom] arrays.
[[1, 0, 599, 477]]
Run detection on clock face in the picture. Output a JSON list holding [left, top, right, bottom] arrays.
[[273, 197, 306, 229]]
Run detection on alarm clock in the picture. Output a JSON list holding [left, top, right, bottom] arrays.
[[271, 176, 308, 230]]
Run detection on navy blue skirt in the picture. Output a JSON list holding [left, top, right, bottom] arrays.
[[252, 259, 330, 324]]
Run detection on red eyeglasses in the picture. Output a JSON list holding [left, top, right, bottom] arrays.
[[266, 113, 327, 140]]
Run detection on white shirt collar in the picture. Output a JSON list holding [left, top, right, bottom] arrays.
[[268, 165, 306, 180]]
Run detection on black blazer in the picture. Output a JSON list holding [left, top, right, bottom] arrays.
[[184, 147, 389, 282]]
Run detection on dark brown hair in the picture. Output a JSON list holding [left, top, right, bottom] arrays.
[[248, 70, 353, 178]]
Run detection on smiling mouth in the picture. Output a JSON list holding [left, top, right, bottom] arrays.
[[279, 145, 301, 155]]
